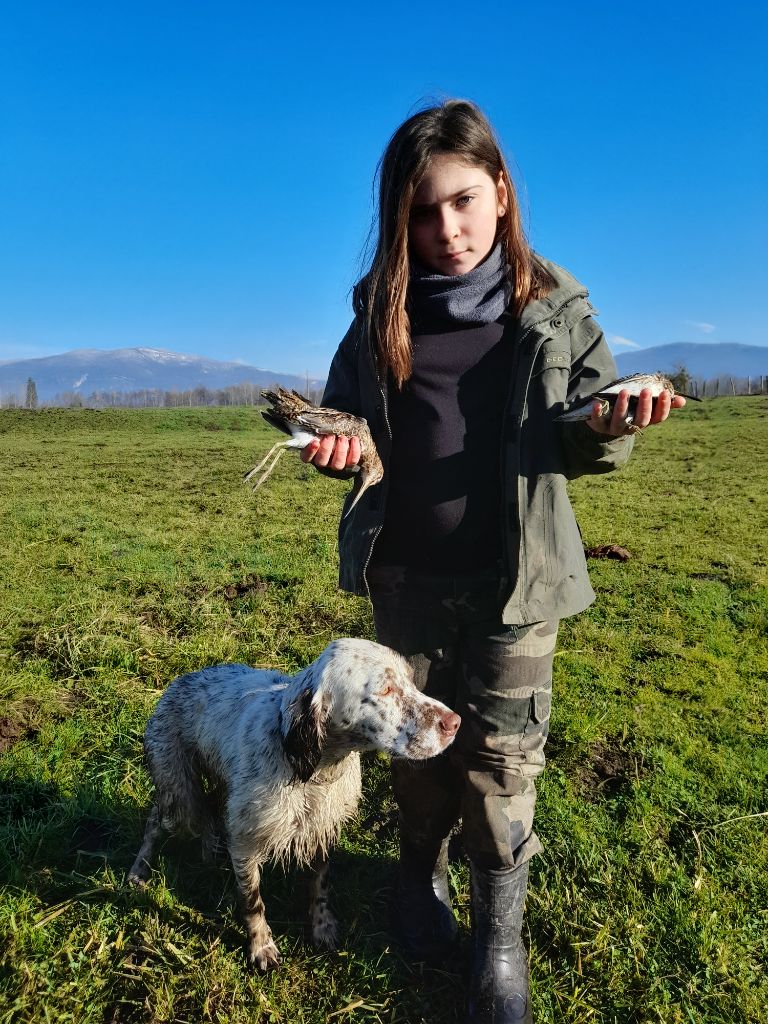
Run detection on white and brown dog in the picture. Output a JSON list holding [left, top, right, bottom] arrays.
[[129, 637, 460, 970]]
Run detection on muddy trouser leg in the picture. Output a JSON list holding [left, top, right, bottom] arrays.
[[456, 618, 557, 1024], [370, 566, 465, 843], [369, 566, 464, 959], [388, 644, 463, 961], [456, 618, 557, 871]]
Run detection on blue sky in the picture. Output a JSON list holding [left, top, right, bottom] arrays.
[[1, 1, 766, 376]]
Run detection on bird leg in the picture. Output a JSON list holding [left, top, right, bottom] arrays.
[[243, 442, 289, 489], [249, 447, 286, 490]]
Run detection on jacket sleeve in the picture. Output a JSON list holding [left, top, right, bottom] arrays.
[[315, 318, 364, 481], [561, 314, 634, 479]]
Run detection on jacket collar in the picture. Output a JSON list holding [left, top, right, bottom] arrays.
[[516, 257, 592, 336]]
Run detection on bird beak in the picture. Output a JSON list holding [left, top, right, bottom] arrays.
[[342, 472, 374, 519]]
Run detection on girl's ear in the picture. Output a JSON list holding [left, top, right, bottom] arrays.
[[497, 172, 508, 218]]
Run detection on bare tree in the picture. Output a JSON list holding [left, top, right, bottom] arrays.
[[25, 378, 38, 409], [669, 363, 692, 396]]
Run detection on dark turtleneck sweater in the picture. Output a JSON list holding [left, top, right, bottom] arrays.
[[372, 314, 514, 573]]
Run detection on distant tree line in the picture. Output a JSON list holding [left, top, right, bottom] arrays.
[[1, 370, 767, 410], [667, 365, 768, 398], [0, 380, 326, 410]]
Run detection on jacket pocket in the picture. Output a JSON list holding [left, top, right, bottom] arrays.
[[531, 341, 571, 413], [520, 688, 551, 766], [534, 339, 570, 371]]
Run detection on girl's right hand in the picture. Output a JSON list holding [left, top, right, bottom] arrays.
[[300, 434, 361, 471]]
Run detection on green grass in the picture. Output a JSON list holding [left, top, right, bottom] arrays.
[[1, 398, 766, 1023]]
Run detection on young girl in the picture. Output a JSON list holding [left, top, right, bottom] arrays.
[[301, 100, 684, 1024]]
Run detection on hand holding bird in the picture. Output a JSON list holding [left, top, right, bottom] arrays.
[[300, 433, 361, 473], [556, 372, 696, 437], [244, 387, 383, 517]]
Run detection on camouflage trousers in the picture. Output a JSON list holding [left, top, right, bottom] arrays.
[[369, 564, 557, 871]]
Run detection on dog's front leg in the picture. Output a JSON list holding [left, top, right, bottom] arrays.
[[308, 849, 339, 950], [128, 804, 162, 886], [229, 846, 280, 971]]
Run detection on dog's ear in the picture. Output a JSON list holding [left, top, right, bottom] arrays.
[[282, 685, 328, 783]]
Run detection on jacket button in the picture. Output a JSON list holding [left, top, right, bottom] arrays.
[[552, 317, 564, 329]]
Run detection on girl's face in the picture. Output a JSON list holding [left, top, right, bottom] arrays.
[[408, 154, 507, 277]]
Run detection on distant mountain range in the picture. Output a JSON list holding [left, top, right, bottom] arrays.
[[0, 347, 324, 403], [615, 342, 767, 379], [0, 342, 765, 406]]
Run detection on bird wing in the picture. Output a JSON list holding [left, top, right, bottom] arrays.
[[593, 373, 670, 400], [261, 409, 293, 436], [297, 410, 369, 436]]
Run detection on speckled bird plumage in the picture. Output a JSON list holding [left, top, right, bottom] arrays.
[[244, 387, 384, 515], [555, 372, 698, 431]]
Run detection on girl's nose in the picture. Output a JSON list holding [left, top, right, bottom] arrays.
[[437, 209, 459, 241]]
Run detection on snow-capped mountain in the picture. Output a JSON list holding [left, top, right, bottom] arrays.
[[0, 347, 325, 403], [2, 342, 764, 406]]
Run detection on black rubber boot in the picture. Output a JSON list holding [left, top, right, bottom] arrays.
[[466, 861, 532, 1024], [395, 832, 457, 962]]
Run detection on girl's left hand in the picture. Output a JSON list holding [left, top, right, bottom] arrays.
[[587, 388, 686, 437]]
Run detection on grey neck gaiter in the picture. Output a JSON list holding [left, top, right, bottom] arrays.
[[408, 242, 511, 326]]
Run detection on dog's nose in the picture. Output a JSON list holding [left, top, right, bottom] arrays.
[[439, 711, 461, 737]]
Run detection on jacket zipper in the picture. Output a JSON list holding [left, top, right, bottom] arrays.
[[362, 524, 384, 598], [499, 321, 537, 590], [499, 307, 567, 618], [361, 337, 392, 597]]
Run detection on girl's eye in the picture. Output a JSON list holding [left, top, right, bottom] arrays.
[[456, 195, 474, 208], [410, 207, 431, 222]]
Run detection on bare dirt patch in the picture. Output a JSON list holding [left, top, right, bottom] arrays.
[[0, 715, 31, 754], [223, 575, 270, 600], [575, 736, 648, 801], [181, 573, 298, 605], [584, 544, 632, 561], [0, 700, 38, 753]]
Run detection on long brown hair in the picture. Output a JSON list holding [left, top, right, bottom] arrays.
[[354, 99, 554, 387]]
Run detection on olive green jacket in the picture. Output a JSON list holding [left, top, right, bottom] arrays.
[[321, 258, 633, 624]]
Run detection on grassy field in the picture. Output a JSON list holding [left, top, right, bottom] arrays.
[[1, 397, 766, 1024]]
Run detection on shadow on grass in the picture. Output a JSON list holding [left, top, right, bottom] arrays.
[[0, 776, 468, 1022]]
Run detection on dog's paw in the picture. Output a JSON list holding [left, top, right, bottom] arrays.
[[311, 907, 339, 951], [248, 939, 281, 972], [127, 860, 150, 888]]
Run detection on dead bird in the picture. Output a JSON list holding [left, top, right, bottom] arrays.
[[245, 387, 384, 516], [555, 372, 700, 433]]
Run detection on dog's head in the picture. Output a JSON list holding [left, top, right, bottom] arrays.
[[280, 639, 460, 780]]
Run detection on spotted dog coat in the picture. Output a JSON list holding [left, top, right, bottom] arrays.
[[129, 637, 460, 970]]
